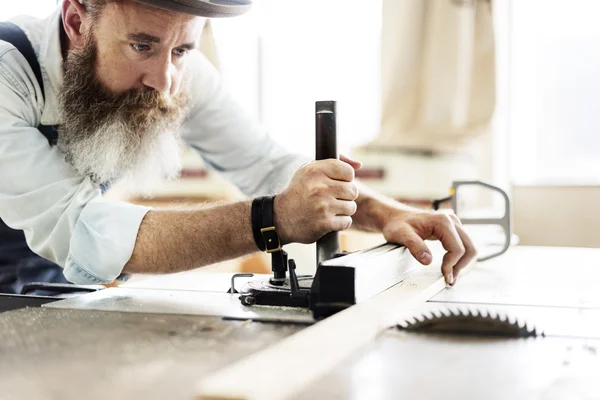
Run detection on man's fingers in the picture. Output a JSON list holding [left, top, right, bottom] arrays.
[[449, 223, 478, 284], [445, 210, 462, 226], [327, 181, 359, 201], [395, 229, 433, 265], [331, 200, 357, 216], [330, 215, 353, 232], [340, 154, 363, 170], [440, 252, 457, 285], [321, 159, 355, 182], [433, 215, 466, 284], [382, 212, 475, 286]]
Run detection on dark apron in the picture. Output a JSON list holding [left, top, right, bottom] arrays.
[[0, 21, 66, 294]]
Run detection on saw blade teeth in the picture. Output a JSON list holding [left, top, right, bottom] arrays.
[[525, 326, 537, 337], [398, 305, 543, 337], [528, 324, 539, 335]]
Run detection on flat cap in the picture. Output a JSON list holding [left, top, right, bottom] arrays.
[[133, 0, 252, 17]]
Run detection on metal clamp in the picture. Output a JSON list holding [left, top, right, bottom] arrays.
[[451, 180, 512, 262], [227, 273, 254, 294]]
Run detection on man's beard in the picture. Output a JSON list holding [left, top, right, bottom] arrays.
[[58, 35, 187, 195]]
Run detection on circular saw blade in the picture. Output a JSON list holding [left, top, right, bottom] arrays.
[[397, 306, 544, 338]]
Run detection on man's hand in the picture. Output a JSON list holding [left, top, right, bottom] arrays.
[[274, 159, 360, 244], [382, 210, 477, 286], [273, 154, 476, 286]]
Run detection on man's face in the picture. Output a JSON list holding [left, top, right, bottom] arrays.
[[58, 1, 205, 193], [93, 1, 203, 96]]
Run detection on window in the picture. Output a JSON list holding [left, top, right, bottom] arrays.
[[212, 0, 382, 158], [508, 0, 600, 185]]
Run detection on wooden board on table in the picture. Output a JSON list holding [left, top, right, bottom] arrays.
[[195, 245, 600, 399], [195, 257, 450, 400]]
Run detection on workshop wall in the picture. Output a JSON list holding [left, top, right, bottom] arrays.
[[514, 186, 600, 248]]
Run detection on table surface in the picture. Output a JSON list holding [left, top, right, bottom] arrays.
[[295, 246, 600, 400], [2, 246, 600, 399], [0, 308, 302, 400]]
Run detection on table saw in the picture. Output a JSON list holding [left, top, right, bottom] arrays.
[[1, 245, 600, 399], [2, 101, 599, 399]]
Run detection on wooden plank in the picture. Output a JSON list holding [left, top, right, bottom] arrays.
[[196, 259, 456, 400]]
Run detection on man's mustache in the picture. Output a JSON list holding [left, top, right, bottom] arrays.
[[98, 87, 178, 114]]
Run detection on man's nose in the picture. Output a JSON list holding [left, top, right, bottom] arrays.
[[141, 55, 173, 93]]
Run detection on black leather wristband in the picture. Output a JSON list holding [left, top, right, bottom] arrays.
[[251, 195, 281, 253], [251, 197, 266, 251], [260, 195, 281, 253]]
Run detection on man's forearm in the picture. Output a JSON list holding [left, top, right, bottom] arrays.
[[124, 200, 256, 274], [352, 183, 420, 233]]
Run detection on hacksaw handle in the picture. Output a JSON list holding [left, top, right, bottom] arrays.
[[315, 101, 341, 267]]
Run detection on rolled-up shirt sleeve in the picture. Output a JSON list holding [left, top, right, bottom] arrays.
[[64, 199, 149, 284], [0, 50, 149, 284], [181, 52, 309, 197]]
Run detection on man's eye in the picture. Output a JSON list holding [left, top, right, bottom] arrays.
[[131, 43, 151, 52], [173, 48, 188, 57]]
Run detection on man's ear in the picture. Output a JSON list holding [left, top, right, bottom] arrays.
[[62, 0, 90, 50]]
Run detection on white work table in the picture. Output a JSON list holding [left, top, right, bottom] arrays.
[[1, 246, 599, 399]]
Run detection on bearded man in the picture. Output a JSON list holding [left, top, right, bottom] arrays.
[[0, 0, 476, 294]]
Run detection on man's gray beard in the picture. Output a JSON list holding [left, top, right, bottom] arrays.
[[62, 117, 183, 195], [58, 35, 188, 196]]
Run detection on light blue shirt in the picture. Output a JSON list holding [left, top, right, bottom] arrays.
[[0, 10, 307, 284]]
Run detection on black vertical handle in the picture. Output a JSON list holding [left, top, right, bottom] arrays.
[[315, 101, 340, 267]]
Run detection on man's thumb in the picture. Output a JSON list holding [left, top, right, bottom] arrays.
[[340, 154, 362, 171]]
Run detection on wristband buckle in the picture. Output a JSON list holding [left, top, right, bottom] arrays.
[[261, 226, 281, 253]]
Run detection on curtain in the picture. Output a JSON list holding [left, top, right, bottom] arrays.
[[371, 0, 496, 152]]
